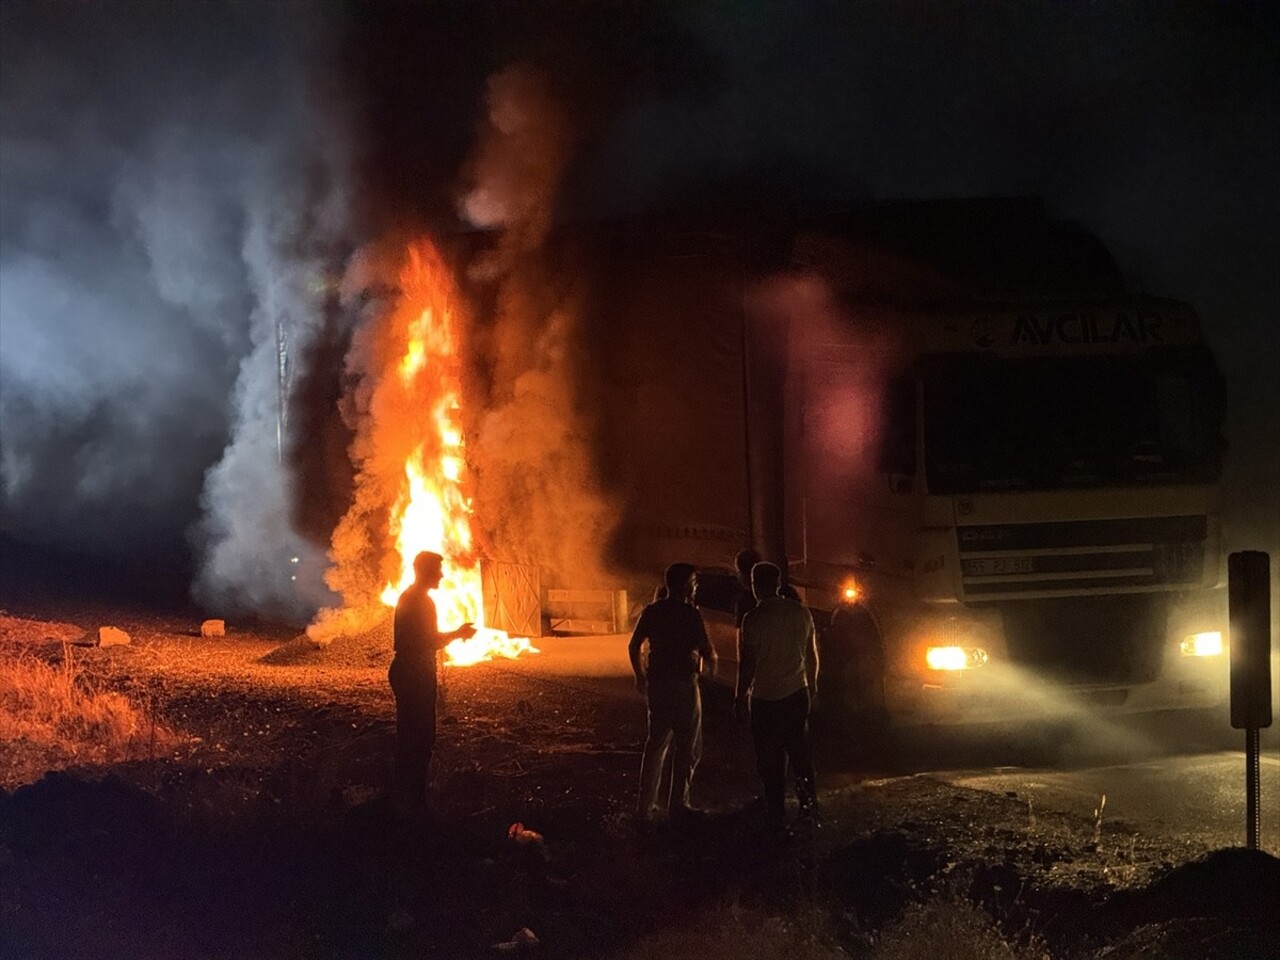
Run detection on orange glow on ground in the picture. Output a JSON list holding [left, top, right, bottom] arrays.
[[379, 242, 537, 666]]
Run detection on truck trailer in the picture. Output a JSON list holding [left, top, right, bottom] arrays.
[[577, 199, 1229, 726]]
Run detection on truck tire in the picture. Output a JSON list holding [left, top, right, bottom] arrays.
[[817, 605, 888, 736]]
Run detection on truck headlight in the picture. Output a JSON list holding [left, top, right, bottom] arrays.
[[925, 645, 989, 671], [1181, 631, 1223, 657]]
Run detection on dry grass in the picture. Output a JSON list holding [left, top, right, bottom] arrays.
[[605, 895, 1052, 960], [872, 897, 1049, 960], [0, 643, 178, 788], [608, 900, 848, 960]]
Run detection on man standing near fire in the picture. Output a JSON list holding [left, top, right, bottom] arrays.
[[736, 561, 819, 835], [390, 550, 476, 809], [629, 562, 715, 824]]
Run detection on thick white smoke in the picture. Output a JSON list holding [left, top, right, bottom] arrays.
[[0, 4, 348, 617], [192, 151, 350, 620]]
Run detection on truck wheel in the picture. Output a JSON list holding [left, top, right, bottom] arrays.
[[817, 606, 888, 739]]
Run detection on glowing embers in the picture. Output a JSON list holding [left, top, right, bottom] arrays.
[[378, 240, 537, 667], [925, 645, 989, 671], [1180, 631, 1223, 657]]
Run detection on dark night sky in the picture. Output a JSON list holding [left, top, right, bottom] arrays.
[[1, 1, 1277, 603]]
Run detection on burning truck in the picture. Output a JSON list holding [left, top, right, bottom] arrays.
[[565, 198, 1230, 726], [296, 197, 1228, 725]]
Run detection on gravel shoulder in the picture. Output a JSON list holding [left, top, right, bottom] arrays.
[[2, 607, 1277, 960]]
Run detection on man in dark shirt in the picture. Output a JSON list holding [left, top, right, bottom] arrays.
[[628, 562, 715, 822], [390, 551, 476, 807], [733, 549, 762, 629]]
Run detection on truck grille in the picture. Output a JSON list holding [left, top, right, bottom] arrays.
[[957, 515, 1206, 597], [991, 594, 1168, 683]]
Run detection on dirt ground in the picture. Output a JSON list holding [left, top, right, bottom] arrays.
[[1, 597, 1277, 960]]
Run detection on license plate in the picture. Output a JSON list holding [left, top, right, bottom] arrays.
[[963, 557, 1035, 576]]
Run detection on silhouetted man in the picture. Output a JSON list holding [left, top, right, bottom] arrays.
[[736, 561, 819, 835], [733, 549, 761, 630], [629, 562, 715, 823], [733, 547, 799, 629], [390, 550, 476, 807]]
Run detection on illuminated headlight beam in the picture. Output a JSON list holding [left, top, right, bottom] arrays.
[[1180, 631, 1223, 657], [925, 645, 989, 671]]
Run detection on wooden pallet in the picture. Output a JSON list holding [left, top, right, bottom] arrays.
[[544, 588, 630, 635], [480, 560, 542, 637]]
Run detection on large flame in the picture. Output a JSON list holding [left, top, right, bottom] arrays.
[[379, 242, 537, 667]]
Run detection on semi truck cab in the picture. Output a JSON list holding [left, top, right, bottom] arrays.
[[784, 297, 1230, 724]]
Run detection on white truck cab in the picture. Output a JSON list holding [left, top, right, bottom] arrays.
[[782, 296, 1229, 724]]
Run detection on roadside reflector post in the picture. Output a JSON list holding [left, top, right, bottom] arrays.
[[1228, 551, 1273, 851]]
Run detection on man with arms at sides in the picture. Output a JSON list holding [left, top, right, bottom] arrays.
[[629, 562, 716, 824], [736, 560, 819, 835], [390, 550, 477, 810], [733, 547, 800, 630]]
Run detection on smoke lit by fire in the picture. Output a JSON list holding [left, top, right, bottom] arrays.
[[377, 243, 537, 666], [307, 62, 611, 657], [308, 240, 536, 665]]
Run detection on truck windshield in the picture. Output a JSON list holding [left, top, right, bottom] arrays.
[[922, 348, 1225, 494]]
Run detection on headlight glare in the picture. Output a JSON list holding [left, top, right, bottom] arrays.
[[1181, 631, 1223, 657], [925, 645, 988, 671]]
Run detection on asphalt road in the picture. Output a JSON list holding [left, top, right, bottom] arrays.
[[944, 752, 1280, 856], [492, 632, 1280, 855]]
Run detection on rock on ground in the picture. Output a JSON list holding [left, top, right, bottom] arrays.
[[97, 626, 130, 647]]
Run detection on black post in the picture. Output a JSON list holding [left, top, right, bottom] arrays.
[[1228, 550, 1272, 852], [1246, 727, 1261, 850]]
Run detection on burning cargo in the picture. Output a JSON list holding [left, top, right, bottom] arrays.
[[307, 239, 539, 665]]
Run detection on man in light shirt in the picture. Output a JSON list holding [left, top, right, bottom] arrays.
[[735, 561, 819, 834], [732, 547, 801, 629]]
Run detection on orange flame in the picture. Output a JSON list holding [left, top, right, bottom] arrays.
[[379, 241, 537, 667]]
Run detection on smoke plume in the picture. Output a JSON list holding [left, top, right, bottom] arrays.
[[0, 3, 349, 616], [460, 65, 615, 588], [191, 153, 351, 620], [307, 63, 616, 644], [9, 2, 1269, 626]]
